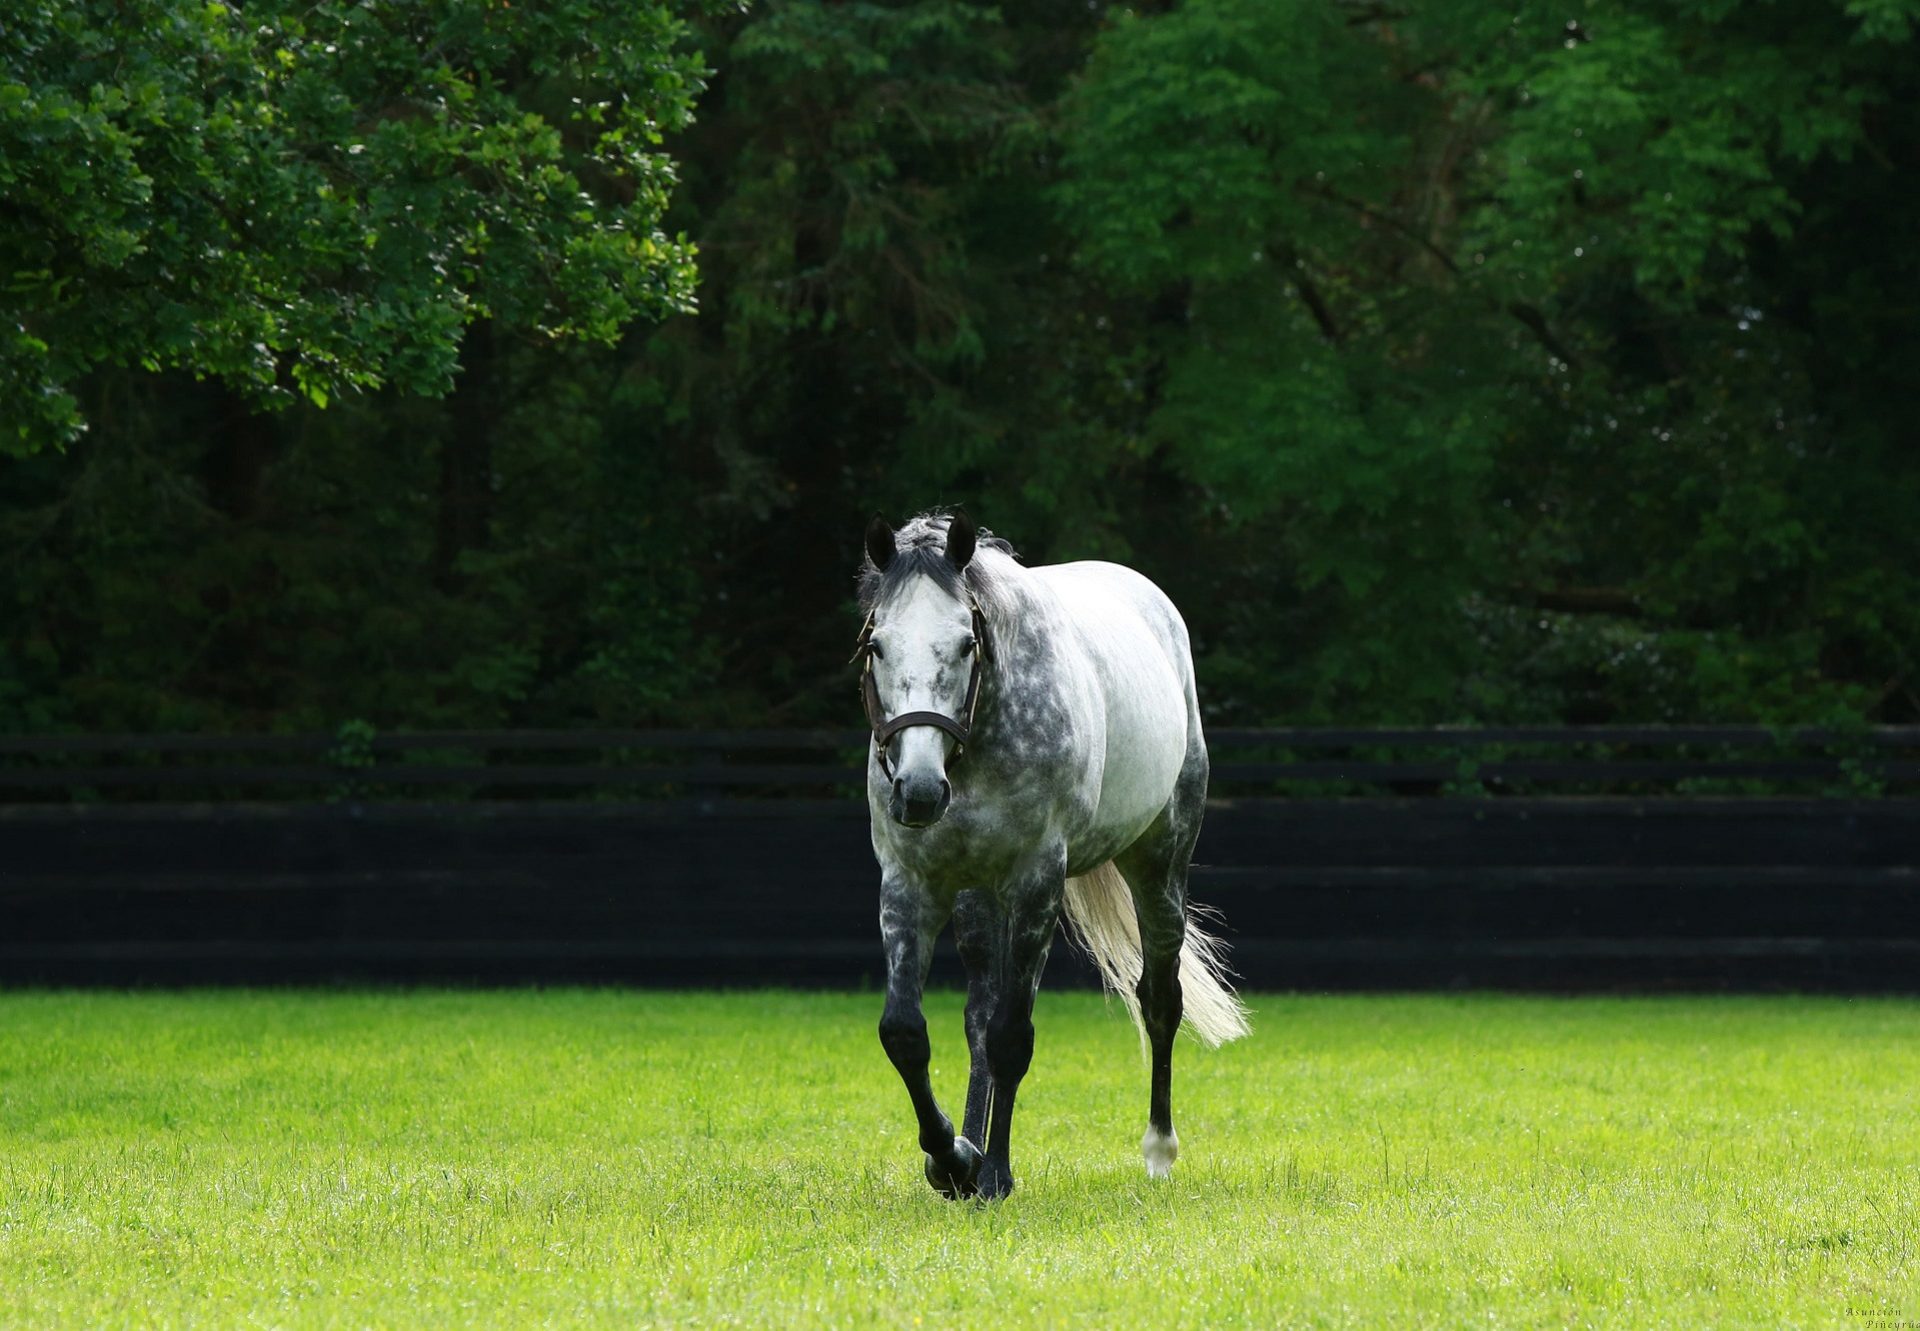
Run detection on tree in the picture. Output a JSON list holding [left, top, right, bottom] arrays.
[[1055, 0, 1920, 723], [0, 0, 709, 454], [4, 0, 1918, 737]]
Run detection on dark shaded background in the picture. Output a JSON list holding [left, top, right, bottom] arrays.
[[4, 0, 1916, 740]]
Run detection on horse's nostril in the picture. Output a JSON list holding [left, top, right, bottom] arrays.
[[897, 788, 947, 826], [939, 778, 951, 801]]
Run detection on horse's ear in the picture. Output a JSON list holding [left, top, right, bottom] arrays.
[[946, 509, 977, 571], [865, 514, 897, 572]]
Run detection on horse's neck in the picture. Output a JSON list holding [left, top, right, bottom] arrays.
[[980, 567, 1051, 675], [973, 570, 1074, 742]]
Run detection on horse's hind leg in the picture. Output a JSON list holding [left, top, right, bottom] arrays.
[[1115, 758, 1207, 1179]]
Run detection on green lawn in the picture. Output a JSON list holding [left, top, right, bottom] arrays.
[[2, 989, 1916, 1329]]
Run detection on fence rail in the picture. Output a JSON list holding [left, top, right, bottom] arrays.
[[2, 726, 1918, 798], [3, 727, 1918, 990]]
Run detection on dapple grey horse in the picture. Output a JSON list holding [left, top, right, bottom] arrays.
[[854, 511, 1248, 1200]]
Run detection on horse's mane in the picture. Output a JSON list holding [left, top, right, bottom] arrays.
[[857, 511, 1023, 635]]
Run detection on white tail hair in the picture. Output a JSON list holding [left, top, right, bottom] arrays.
[[1061, 861, 1251, 1049]]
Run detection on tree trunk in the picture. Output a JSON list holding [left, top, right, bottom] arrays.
[[206, 388, 276, 522], [434, 321, 497, 592]]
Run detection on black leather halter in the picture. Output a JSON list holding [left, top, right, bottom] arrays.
[[850, 596, 992, 780]]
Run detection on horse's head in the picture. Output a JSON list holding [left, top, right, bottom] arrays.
[[858, 511, 985, 829]]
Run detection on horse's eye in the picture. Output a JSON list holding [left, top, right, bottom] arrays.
[[870, 641, 885, 661], [961, 637, 977, 656]]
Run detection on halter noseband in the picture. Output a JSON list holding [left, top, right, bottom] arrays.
[[850, 596, 992, 781]]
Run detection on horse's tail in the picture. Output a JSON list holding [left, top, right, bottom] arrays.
[[1061, 861, 1251, 1050]]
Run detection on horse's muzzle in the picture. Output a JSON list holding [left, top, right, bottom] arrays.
[[890, 776, 952, 828]]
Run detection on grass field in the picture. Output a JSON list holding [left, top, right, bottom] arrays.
[[2, 989, 1917, 1329]]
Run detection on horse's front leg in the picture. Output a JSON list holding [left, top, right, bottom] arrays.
[[951, 888, 1004, 1149], [977, 850, 1067, 1201], [878, 873, 983, 1199]]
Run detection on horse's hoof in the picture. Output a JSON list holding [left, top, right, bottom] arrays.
[[1142, 1124, 1179, 1179], [975, 1157, 1014, 1202], [923, 1136, 984, 1199]]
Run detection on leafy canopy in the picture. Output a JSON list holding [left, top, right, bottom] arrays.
[[1054, 0, 1920, 721], [0, 0, 709, 454], [3, 0, 1918, 734]]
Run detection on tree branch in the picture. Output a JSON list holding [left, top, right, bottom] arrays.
[[1505, 301, 1580, 370], [1516, 585, 1641, 615], [1302, 183, 1582, 368], [1276, 244, 1343, 343]]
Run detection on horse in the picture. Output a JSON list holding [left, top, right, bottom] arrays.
[[853, 510, 1249, 1200]]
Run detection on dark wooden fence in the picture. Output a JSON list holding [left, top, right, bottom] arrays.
[[3, 727, 1917, 990]]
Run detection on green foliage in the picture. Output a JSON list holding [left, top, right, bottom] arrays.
[[2, 0, 1918, 734], [1055, 0, 1920, 722], [0, 0, 707, 454]]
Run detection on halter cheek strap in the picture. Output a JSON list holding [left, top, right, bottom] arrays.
[[852, 598, 991, 781]]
